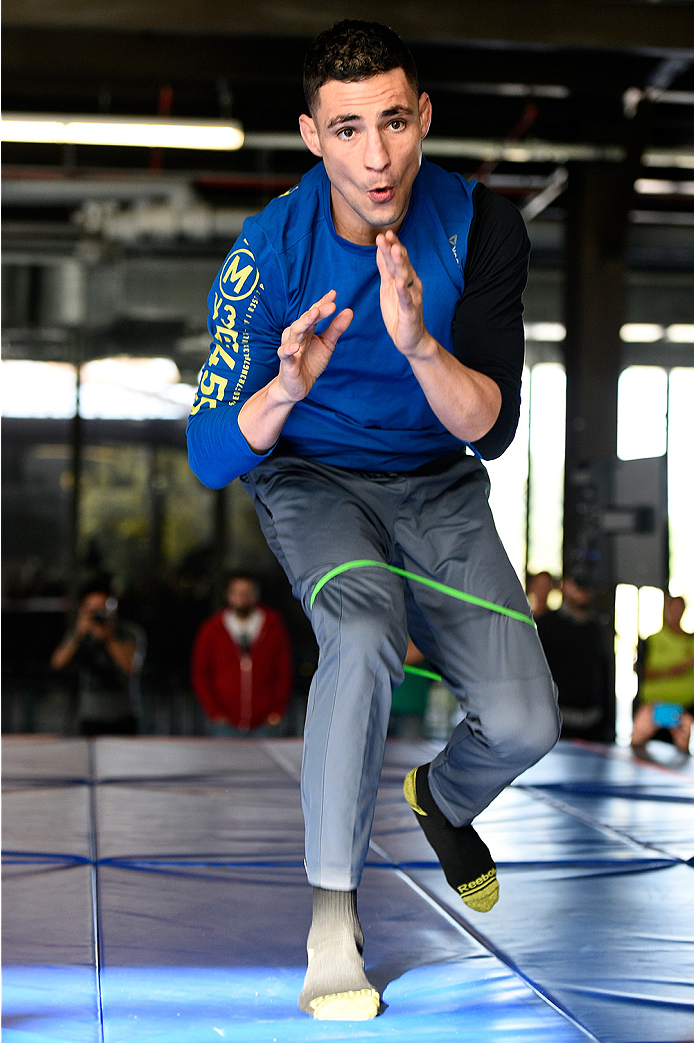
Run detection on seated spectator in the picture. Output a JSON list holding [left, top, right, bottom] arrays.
[[633, 594, 694, 754]]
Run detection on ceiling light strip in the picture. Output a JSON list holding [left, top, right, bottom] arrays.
[[1, 114, 244, 151]]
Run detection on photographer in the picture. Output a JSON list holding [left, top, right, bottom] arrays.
[[51, 582, 145, 735]]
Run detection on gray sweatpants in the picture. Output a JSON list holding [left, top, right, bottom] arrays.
[[242, 451, 560, 890]]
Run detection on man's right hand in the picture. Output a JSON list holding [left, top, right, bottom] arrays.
[[277, 290, 353, 403], [238, 291, 352, 455]]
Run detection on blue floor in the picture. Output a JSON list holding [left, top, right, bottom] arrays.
[[3, 736, 694, 1043]]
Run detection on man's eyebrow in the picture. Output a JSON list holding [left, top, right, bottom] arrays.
[[380, 105, 414, 118], [326, 113, 360, 129], [326, 105, 414, 130]]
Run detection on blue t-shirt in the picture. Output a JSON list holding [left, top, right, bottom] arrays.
[[188, 158, 477, 488]]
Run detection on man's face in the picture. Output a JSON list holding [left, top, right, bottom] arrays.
[[664, 596, 685, 629], [562, 578, 593, 611], [83, 592, 109, 616], [226, 579, 259, 617], [299, 68, 432, 246]]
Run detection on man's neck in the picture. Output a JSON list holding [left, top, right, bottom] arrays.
[[329, 188, 411, 246]]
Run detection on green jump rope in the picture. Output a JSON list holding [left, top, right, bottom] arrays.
[[310, 558, 535, 683]]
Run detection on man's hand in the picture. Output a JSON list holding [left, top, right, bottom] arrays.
[[238, 290, 352, 454], [277, 290, 353, 403], [376, 229, 502, 444], [376, 231, 435, 360]]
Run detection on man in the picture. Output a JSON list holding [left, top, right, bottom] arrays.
[[527, 570, 557, 619], [190, 573, 293, 735], [633, 594, 694, 754], [50, 583, 144, 735], [536, 575, 613, 742], [187, 20, 559, 1020]]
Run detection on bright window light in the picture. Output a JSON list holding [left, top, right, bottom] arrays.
[[614, 583, 639, 746], [666, 324, 694, 343], [638, 586, 664, 641], [524, 322, 566, 342], [668, 368, 694, 630], [614, 584, 667, 747], [1, 357, 196, 420], [1, 113, 244, 151], [617, 366, 668, 460], [80, 357, 194, 419], [527, 364, 566, 577], [620, 323, 664, 343], [486, 366, 530, 581], [81, 356, 180, 390], [1, 360, 77, 418]]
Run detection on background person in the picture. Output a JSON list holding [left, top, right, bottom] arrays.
[[633, 594, 694, 754], [190, 573, 293, 735], [50, 582, 145, 735], [526, 570, 557, 619], [536, 574, 613, 742], [388, 637, 431, 739]]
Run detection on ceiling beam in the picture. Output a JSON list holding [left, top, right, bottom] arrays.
[[3, 27, 690, 97], [3, 0, 694, 51]]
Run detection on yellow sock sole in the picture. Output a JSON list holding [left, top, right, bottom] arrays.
[[405, 765, 499, 912], [309, 988, 380, 1020], [403, 766, 427, 816], [458, 869, 499, 912]]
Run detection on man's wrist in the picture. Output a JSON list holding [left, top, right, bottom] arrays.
[[268, 373, 303, 408], [406, 333, 441, 364], [238, 376, 297, 455]]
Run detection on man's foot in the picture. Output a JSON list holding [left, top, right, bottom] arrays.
[[404, 763, 499, 912], [298, 888, 380, 1020]]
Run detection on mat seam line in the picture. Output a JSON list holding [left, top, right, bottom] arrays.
[[368, 838, 604, 1043], [516, 783, 693, 867], [259, 745, 602, 1041], [566, 739, 694, 784], [86, 740, 106, 1043]]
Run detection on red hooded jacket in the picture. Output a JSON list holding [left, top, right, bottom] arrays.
[[190, 605, 292, 731]]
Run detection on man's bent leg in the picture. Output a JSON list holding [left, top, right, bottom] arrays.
[[397, 460, 560, 906]]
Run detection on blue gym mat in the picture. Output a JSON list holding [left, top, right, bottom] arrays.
[[3, 736, 694, 1043]]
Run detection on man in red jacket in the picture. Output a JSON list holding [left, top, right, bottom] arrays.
[[190, 574, 293, 735]]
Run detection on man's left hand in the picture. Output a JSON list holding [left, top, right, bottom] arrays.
[[376, 230, 435, 360]]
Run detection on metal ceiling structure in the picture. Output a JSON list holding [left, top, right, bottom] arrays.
[[2, 0, 694, 381]]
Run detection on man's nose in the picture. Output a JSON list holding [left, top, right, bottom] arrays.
[[364, 131, 389, 171]]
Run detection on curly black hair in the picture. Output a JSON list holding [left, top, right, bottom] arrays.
[[303, 20, 419, 115]]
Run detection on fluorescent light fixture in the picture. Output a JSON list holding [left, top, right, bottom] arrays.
[[620, 323, 664, 343], [643, 149, 694, 170], [635, 178, 694, 195], [1, 113, 244, 150], [666, 324, 694, 343], [524, 322, 566, 342]]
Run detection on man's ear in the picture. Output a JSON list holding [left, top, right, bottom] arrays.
[[419, 93, 432, 139], [299, 113, 323, 157]]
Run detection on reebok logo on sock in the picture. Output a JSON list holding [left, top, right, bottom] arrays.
[[404, 763, 499, 913]]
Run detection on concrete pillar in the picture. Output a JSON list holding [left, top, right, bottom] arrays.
[[562, 161, 630, 579]]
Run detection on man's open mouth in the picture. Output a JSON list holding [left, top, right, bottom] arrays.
[[368, 186, 395, 203]]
